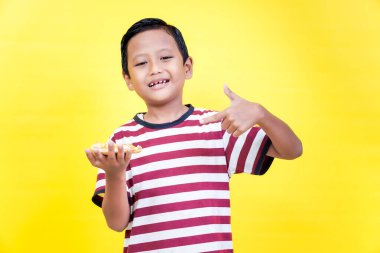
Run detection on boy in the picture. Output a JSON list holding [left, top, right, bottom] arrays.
[[85, 18, 302, 253]]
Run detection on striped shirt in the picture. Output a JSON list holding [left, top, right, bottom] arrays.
[[92, 105, 274, 253]]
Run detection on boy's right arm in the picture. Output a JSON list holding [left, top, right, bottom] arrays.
[[85, 141, 131, 232]]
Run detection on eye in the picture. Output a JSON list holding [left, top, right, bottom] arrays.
[[161, 56, 173, 61], [134, 61, 147, 67]]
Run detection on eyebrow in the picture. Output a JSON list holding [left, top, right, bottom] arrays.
[[131, 48, 173, 61]]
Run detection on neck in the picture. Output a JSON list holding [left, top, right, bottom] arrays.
[[144, 103, 189, 124]]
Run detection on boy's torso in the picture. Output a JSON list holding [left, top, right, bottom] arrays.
[[112, 107, 234, 252]]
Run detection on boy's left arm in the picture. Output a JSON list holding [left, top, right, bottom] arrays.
[[201, 85, 303, 160]]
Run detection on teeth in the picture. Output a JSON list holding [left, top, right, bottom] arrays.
[[149, 80, 167, 87]]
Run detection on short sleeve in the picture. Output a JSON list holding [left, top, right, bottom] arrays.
[[91, 168, 132, 208], [223, 126, 274, 176], [91, 168, 106, 207]]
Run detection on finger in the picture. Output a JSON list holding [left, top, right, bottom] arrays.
[[93, 148, 105, 162], [226, 124, 238, 135], [224, 84, 240, 102], [107, 141, 116, 160], [124, 149, 132, 163], [116, 143, 124, 162], [85, 149, 97, 165], [200, 111, 226, 125], [232, 123, 250, 137], [221, 117, 231, 130], [232, 128, 244, 138], [86, 148, 104, 168]]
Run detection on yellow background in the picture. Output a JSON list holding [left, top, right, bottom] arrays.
[[1, 0, 379, 252]]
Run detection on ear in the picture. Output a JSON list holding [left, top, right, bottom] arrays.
[[184, 57, 193, 80], [122, 70, 134, 91]]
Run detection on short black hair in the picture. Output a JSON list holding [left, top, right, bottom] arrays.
[[121, 18, 189, 76]]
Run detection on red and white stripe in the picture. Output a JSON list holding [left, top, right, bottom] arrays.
[[93, 108, 272, 253]]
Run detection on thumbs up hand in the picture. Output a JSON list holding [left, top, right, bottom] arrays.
[[200, 84, 266, 137]]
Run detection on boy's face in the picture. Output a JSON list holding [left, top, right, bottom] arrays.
[[123, 29, 193, 107]]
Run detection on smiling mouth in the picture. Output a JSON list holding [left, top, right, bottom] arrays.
[[148, 79, 169, 88]]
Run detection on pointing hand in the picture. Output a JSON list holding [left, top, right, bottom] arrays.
[[201, 84, 265, 137]]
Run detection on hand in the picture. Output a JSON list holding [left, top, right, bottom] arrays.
[[201, 84, 266, 137], [85, 141, 132, 176]]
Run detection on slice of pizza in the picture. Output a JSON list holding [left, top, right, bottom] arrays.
[[90, 142, 142, 154]]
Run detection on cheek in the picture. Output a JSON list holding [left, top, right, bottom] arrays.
[[130, 70, 146, 82], [169, 63, 186, 77]]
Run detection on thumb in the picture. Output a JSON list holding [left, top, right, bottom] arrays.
[[200, 111, 226, 125], [224, 84, 239, 101]]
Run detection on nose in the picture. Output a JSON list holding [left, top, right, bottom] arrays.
[[149, 60, 162, 75]]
